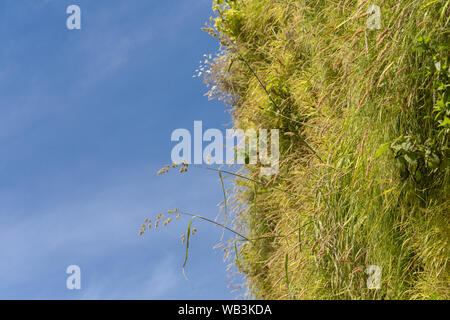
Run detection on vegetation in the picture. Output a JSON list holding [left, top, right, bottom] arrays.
[[143, 0, 449, 299], [201, 0, 449, 299]]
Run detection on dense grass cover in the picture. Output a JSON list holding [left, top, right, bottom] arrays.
[[201, 0, 449, 299]]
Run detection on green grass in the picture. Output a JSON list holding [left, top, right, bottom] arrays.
[[198, 0, 449, 299]]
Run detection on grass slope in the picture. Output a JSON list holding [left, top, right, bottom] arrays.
[[201, 0, 449, 299]]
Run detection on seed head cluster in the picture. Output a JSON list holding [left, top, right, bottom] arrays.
[[139, 209, 178, 236], [157, 161, 189, 175], [139, 207, 198, 245]]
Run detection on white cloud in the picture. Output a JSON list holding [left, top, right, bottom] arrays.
[[80, 254, 178, 300]]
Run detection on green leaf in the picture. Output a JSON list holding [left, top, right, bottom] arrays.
[[285, 253, 289, 290], [404, 153, 417, 167], [218, 170, 228, 241], [439, 116, 450, 127], [427, 153, 440, 169], [376, 143, 390, 158], [182, 218, 194, 280]]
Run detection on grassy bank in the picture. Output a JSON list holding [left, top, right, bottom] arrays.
[[201, 0, 449, 299]]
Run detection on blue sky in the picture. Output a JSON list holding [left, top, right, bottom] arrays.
[[0, 0, 245, 299]]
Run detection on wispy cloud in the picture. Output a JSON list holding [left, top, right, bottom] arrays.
[[80, 254, 178, 300]]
